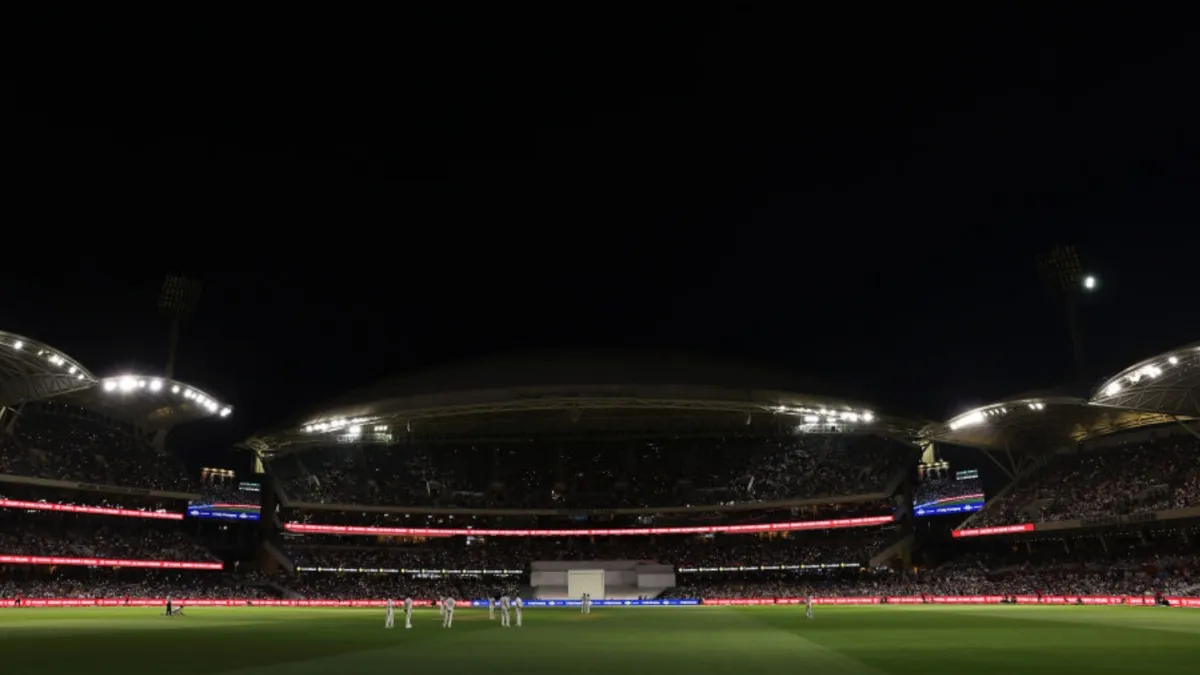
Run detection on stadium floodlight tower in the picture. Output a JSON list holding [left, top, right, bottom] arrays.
[[1036, 245, 1094, 382], [159, 275, 203, 379]]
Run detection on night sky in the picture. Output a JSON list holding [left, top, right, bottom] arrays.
[[8, 10, 1198, 472]]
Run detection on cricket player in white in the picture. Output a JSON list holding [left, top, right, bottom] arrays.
[[805, 593, 813, 619], [439, 597, 446, 620], [404, 596, 413, 629], [442, 596, 456, 628], [499, 594, 511, 627], [385, 598, 395, 628], [514, 596, 523, 627], [489, 596, 496, 620], [581, 592, 591, 614]]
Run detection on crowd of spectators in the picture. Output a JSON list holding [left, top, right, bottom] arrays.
[[971, 434, 1200, 527], [666, 531, 1199, 599], [283, 527, 899, 571], [0, 485, 178, 515], [279, 573, 509, 600], [0, 402, 197, 492], [0, 570, 264, 600], [287, 499, 896, 530], [0, 511, 218, 562], [275, 435, 916, 509]]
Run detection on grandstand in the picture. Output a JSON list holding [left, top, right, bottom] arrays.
[[925, 342, 1200, 536], [2, 337, 1198, 609], [0, 331, 241, 604]]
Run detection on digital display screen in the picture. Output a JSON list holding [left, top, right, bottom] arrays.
[[188, 483, 261, 521], [914, 470, 984, 517]]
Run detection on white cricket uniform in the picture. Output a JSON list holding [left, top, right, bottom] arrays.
[[404, 597, 413, 629], [805, 595, 813, 619], [582, 593, 591, 614], [514, 596, 523, 627], [489, 597, 495, 620], [385, 599, 395, 628], [500, 595, 511, 627], [442, 597, 456, 627]]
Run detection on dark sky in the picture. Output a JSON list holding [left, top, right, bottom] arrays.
[[8, 9, 1198, 470]]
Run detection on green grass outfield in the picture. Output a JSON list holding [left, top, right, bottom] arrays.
[[1, 605, 1197, 675]]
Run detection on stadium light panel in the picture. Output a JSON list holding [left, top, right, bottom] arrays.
[[98, 375, 233, 420], [11, 340, 22, 350], [948, 410, 986, 431], [1169, 356, 1179, 365]]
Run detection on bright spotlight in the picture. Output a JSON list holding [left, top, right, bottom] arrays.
[[1082, 275, 1097, 291]]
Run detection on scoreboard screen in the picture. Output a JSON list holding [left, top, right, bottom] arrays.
[[188, 482, 261, 521], [914, 470, 985, 517]]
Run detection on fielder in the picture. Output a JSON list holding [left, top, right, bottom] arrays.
[[489, 596, 496, 620], [514, 595, 523, 627], [581, 592, 591, 614], [805, 593, 813, 619], [385, 598, 395, 628], [442, 596, 456, 628], [500, 594, 511, 627], [404, 596, 413, 629]]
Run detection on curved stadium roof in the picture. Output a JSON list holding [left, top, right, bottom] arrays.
[[1090, 342, 1200, 417], [0, 331, 96, 406], [925, 342, 1200, 452], [62, 374, 234, 430], [248, 349, 927, 452]]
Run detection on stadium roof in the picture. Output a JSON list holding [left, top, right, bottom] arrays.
[[246, 349, 927, 453], [0, 331, 96, 406], [61, 374, 233, 430], [1090, 342, 1200, 417], [924, 395, 1185, 453]]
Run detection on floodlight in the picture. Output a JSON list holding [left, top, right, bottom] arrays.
[[103, 380, 117, 392], [11, 341, 22, 350], [1168, 356, 1179, 365], [1083, 275, 1097, 290], [119, 377, 137, 392], [1104, 381, 1121, 396], [220, 407, 232, 417], [149, 379, 163, 392]]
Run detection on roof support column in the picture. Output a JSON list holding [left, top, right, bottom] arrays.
[[978, 447, 1015, 481]]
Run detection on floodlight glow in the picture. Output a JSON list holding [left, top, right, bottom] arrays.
[[862, 411, 874, 422], [11, 341, 22, 350], [948, 410, 986, 431], [119, 377, 137, 392], [804, 414, 819, 423], [68, 366, 77, 374], [103, 380, 117, 392], [171, 385, 181, 393], [1168, 356, 1179, 365], [220, 407, 232, 417], [375, 425, 388, 432], [149, 379, 163, 392], [1105, 381, 1121, 396]]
